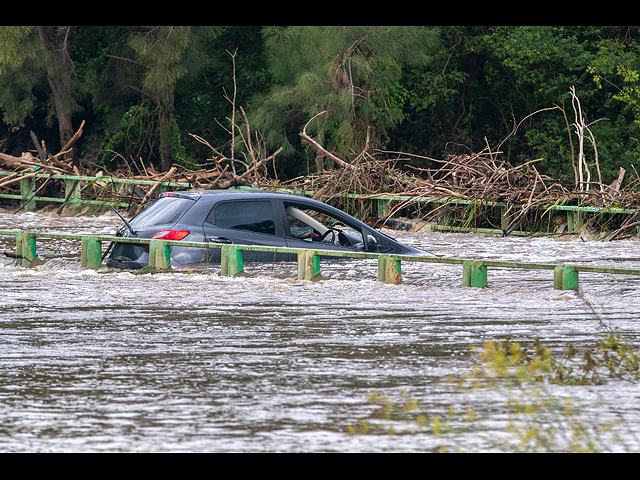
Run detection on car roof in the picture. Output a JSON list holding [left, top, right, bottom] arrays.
[[170, 188, 364, 222], [172, 189, 316, 203]]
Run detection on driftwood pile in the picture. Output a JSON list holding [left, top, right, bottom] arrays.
[[0, 121, 86, 189], [0, 121, 285, 211], [3, 111, 640, 238], [271, 133, 640, 236]]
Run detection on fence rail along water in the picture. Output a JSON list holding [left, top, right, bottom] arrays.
[[3, 228, 640, 291], [3, 170, 640, 237]]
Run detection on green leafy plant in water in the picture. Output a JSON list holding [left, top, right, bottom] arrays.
[[469, 337, 637, 452], [348, 332, 640, 452]]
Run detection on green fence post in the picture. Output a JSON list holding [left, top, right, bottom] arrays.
[[20, 177, 36, 211], [377, 255, 401, 284], [554, 265, 579, 291], [15, 232, 24, 267], [463, 260, 487, 288], [221, 244, 243, 276], [81, 236, 102, 269], [14, 231, 41, 267], [567, 210, 584, 233], [377, 199, 390, 218], [297, 250, 321, 281], [501, 205, 513, 231], [65, 179, 81, 205], [22, 232, 37, 264], [229, 245, 243, 276], [149, 239, 171, 272]]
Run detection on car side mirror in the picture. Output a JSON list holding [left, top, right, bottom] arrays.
[[362, 230, 379, 252]]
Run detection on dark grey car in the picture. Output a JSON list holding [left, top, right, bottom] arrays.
[[107, 189, 426, 269]]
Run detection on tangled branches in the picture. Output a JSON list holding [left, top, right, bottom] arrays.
[[255, 109, 640, 236]]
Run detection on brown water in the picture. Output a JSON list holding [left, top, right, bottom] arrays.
[[1, 210, 639, 452]]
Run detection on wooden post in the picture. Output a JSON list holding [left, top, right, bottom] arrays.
[[81, 236, 102, 269], [149, 239, 171, 272], [554, 265, 579, 291], [463, 260, 487, 288]]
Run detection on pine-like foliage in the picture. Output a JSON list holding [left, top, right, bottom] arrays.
[[128, 26, 196, 101], [249, 26, 437, 161], [0, 26, 45, 125]]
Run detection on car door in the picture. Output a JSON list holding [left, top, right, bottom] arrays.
[[202, 199, 289, 263]]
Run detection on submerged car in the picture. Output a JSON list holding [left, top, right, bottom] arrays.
[[107, 189, 426, 269]]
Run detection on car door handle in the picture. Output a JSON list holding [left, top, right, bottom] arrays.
[[206, 236, 233, 244]]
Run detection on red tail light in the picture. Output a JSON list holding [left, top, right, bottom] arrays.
[[151, 229, 190, 241]]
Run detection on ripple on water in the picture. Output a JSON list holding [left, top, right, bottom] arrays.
[[1, 210, 640, 451]]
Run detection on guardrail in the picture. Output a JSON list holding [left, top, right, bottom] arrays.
[[3, 171, 639, 237], [0, 171, 190, 210], [232, 186, 639, 235], [3, 229, 640, 291]]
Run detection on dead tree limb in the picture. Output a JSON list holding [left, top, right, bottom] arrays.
[[137, 166, 176, 212], [300, 111, 357, 171], [30, 131, 48, 164]]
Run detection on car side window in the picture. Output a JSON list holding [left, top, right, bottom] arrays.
[[205, 200, 276, 235], [284, 203, 364, 247]]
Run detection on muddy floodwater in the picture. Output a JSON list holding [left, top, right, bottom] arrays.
[[1, 209, 640, 452]]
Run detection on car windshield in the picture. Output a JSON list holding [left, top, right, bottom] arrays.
[[130, 196, 195, 229]]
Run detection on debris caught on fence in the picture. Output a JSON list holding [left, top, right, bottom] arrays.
[[2, 108, 640, 239]]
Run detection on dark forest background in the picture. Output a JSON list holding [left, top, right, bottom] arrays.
[[1, 26, 639, 186]]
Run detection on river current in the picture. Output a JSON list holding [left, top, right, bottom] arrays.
[[1, 209, 639, 452]]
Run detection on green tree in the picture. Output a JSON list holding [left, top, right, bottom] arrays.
[[391, 26, 490, 161], [391, 26, 640, 184], [104, 26, 219, 171], [173, 26, 270, 164], [249, 26, 437, 174], [0, 26, 82, 162], [588, 30, 640, 129]]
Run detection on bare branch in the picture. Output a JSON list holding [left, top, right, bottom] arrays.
[[300, 111, 357, 171]]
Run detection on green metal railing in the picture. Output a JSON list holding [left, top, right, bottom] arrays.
[[3, 229, 640, 291], [0, 170, 191, 210], [2, 171, 639, 236]]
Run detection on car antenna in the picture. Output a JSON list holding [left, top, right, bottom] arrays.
[[110, 205, 137, 235]]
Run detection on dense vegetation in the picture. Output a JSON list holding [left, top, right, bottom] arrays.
[[1, 26, 640, 186]]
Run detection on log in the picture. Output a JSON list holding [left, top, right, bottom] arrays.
[[609, 220, 640, 241], [0, 152, 26, 170], [0, 151, 68, 174], [365, 217, 413, 231], [60, 120, 85, 155], [30, 131, 48, 163], [0, 171, 38, 189]]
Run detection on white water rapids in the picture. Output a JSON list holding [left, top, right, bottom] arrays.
[[1, 209, 639, 452]]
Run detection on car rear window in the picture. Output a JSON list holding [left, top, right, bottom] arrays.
[[206, 200, 276, 235], [130, 196, 195, 229]]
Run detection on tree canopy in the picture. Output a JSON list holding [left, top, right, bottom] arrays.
[[1, 26, 639, 185]]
